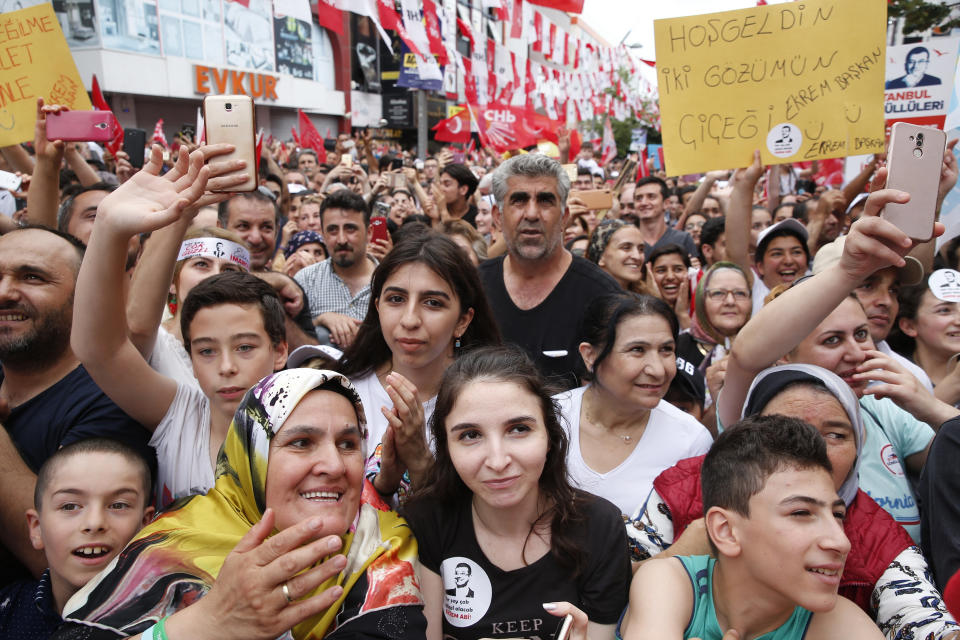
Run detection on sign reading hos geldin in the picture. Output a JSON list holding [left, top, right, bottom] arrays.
[[194, 65, 278, 101]]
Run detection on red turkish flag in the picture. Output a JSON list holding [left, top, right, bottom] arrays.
[[316, 0, 343, 35], [526, 0, 583, 13], [377, 0, 424, 58], [422, 0, 447, 64], [90, 74, 123, 156], [432, 107, 471, 143], [509, 0, 523, 38], [298, 110, 327, 163], [462, 55, 479, 106], [532, 12, 543, 52]]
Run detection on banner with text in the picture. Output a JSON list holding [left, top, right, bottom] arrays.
[[884, 39, 960, 131], [654, 0, 886, 175], [0, 3, 93, 147]]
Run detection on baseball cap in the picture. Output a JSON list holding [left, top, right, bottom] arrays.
[[286, 344, 343, 369]]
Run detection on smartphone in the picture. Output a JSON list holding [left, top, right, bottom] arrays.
[[0, 170, 21, 192], [883, 122, 946, 242], [370, 215, 389, 244], [562, 163, 578, 182], [570, 189, 613, 210], [555, 614, 574, 640], [387, 172, 405, 190], [203, 95, 257, 192], [123, 128, 147, 169], [46, 111, 115, 142], [390, 156, 404, 171], [374, 201, 391, 217], [339, 153, 353, 168]]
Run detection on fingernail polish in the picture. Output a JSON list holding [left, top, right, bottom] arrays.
[[542, 603, 557, 611]]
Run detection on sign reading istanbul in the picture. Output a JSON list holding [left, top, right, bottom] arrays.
[[654, 0, 886, 175], [884, 38, 960, 131]]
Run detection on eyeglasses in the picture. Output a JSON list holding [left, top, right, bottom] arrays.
[[705, 288, 750, 301]]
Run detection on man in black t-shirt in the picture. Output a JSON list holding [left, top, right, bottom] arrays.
[[478, 155, 620, 390], [0, 227, 152, 586]]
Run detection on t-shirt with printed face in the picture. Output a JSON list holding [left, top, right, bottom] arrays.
[[404, 493, 630, 640]]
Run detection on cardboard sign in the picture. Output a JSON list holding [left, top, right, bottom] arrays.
[[654, 0, 886, 175], [0, 3, 92, 146], [884, 38, 960, 131]]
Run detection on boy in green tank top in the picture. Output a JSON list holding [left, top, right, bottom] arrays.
[[619, 415, 883, 640]]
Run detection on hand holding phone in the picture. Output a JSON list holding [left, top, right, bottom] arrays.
[[46, 111, 117, 143], [882, 122, 946, 242]]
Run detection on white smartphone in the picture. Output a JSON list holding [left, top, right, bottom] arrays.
[[883, 122, 946, 242], [556, 614, 574, 640], [0, 170, 21, 192]]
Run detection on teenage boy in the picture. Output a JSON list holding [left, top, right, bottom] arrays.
[[435, 163, 479, 226], [620, 415, 882, 640], [0, 438, 154, 638], [72, 147, 288, 508]]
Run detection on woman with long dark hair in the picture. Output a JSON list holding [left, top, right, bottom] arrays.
[[338, 230, 501, 497], [555, 293, 712, 517], [402, 346, 631, 640]]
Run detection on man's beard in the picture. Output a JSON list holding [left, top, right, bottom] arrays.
[[0, 300, 73, 370], [332, 246, 358, 268]]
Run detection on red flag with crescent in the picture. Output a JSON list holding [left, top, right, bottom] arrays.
[[432, 107, 471, 143]]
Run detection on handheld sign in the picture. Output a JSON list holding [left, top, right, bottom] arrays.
[[654, 0, 886, 175], [0, 3, 93, 147]]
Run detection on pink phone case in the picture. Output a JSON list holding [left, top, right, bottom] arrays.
[[882, 122, 946, 242], [45, 111, 115, 142]]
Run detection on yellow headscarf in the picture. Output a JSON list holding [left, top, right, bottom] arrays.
[[62, 369, 423, 639]]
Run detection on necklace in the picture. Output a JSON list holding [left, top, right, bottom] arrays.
[[582, 389, 644, 444]]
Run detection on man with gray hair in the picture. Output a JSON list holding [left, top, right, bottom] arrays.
[[478, 154, 619, 390]]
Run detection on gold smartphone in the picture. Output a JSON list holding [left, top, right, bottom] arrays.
[[570, 189, 613, 210], [203, 95, 257, 192]]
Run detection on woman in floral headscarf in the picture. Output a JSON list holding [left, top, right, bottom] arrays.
[[54, 369, 424, 640]]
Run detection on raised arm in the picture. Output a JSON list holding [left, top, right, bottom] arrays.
[[718, 176, 924, 427], [72, 146, 210, 430], [725, 151, 763, 288], [676, 170, 727, 230], [126, 144, 243, 357], [64, 144, 103, 187], [25, 99, 65, 229], [0, 144, 34, 174]]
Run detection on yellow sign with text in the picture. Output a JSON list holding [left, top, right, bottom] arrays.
[[0, 3, 92, 146], [654, 0, 886, 175]]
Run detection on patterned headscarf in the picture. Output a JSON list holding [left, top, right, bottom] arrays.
[[586, 218, 628, 264], [62, 369, 422, 639], [284, 230, 326, 259]]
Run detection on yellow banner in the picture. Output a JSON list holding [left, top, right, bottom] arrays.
[[0, 3, 92, 146], [654, 0, 886, 175]]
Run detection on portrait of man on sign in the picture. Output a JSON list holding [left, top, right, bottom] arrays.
[[886, 46, 942, 89]]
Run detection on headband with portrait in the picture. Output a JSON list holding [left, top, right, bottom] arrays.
[[177, 238, 250, 271]]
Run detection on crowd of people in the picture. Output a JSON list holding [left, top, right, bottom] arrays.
[[1, 94, 960, 640]]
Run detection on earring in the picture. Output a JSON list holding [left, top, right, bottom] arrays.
[[454, 336, 461, 349]]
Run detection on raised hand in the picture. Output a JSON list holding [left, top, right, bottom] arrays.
[[95, 145, 210, 238], [164, 509, 347, 640]]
